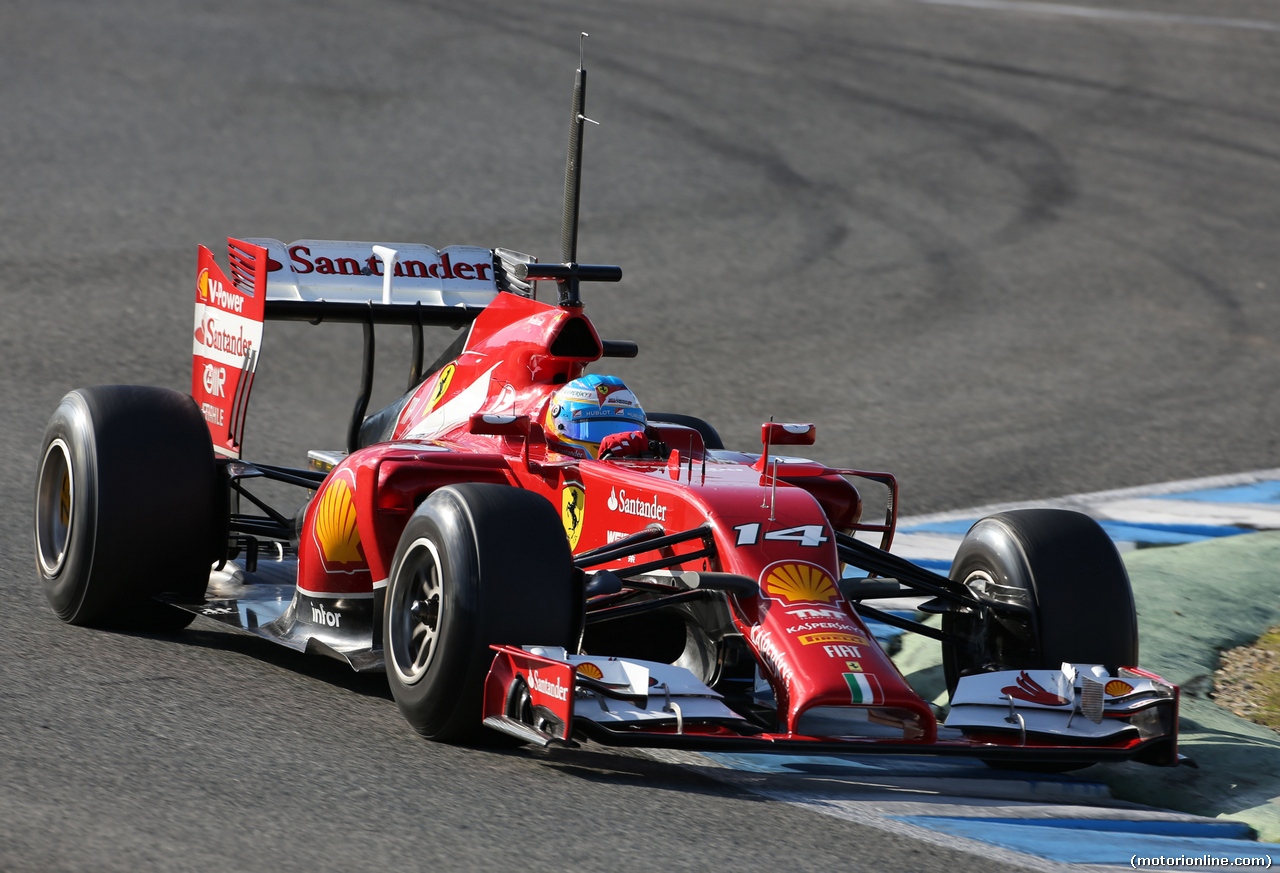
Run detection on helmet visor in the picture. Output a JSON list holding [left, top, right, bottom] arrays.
[[571, 415, 645, 445]]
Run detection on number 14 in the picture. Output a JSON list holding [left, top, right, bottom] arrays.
[[733, 523, 829, 548]]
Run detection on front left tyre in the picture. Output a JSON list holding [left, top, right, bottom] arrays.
[[35, 385, 218, 630], [383, 483, 578, 742]]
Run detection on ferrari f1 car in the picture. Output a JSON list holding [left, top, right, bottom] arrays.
[[33, 49, 1179, 768]]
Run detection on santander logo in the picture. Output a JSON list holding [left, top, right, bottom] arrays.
[[529, 670, 569, 702], [198, 317, 254, 357], [606, 488, 668, 522]]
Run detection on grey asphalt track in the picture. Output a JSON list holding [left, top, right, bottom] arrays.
[[2, 0, 1279, 869]]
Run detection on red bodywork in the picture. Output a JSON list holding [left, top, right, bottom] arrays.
[[289, 289, 932, 736], [196, 238, 1178, 763]]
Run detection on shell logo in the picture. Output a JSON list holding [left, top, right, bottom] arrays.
[[762, 562, 839, 604], [197, 268, 210, 302], [577, 662, 604, 680], [1104, 679, 1133, 697], [314, 475, 363, 565]]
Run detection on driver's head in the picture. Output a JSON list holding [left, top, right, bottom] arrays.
[[545, 374, 646, 458]]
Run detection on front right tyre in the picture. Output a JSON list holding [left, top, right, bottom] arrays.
[[942, 508, 1138, 693], [940, 509, 1138, 772]]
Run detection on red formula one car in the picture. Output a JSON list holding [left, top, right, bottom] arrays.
[[32, 54, 1179, 768]]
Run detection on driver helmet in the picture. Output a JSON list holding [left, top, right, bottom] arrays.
[[545, 374, 647, 458]]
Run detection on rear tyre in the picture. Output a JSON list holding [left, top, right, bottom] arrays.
[[35, 386, 217, 630], [941, 509, 1137, 772], [942, 508, 1137, 693], [383, 483, 577, 742]]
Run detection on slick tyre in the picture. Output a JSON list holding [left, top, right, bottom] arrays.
[[383, 483, 577, 742], [941, 509, 1137, 772], [942, 509, 1137, 694], [35, 386, 218, 630]]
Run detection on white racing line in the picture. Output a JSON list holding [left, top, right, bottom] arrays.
[[634, 468, 1280, 870], [906, 0, 1280, 34]]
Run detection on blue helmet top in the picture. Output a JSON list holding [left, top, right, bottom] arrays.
[[545, 374, 646, 458]]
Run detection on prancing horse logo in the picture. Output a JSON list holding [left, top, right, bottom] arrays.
[[561, 485, 585, 550]]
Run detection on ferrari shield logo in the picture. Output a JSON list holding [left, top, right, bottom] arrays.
[[426, 363, 456, 412], [562, 485, 585, 550]]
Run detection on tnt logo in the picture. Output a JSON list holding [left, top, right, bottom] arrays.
[[823, 644, 861, 659], [787, 607, 848, 620], [202, 363, 227, 397]]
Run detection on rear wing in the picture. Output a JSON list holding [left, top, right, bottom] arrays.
[[192, 237, 537, 457]]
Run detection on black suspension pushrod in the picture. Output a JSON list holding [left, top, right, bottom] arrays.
[[854, 602, 957, 644], [575, 524, 714, 568], [586, 589, 718, 624], [836, 533, 973, 606]]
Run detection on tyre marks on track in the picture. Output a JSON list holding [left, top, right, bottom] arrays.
[[908, 0, 1280, 35]]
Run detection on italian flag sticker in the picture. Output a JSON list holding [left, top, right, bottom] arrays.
[[844, 671, 881, 704]]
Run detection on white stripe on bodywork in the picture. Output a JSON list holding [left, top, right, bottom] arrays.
[[296, 587, 375, 600], [404, 363, 499, 440]]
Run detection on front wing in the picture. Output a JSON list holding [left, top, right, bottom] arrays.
[[482, 646, 1180, 766]]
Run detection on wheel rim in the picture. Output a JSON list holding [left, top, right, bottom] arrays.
[[389, 537, 445, 685], [948, 568, 1034, 679], [36, 439, 74, 577], [506, 676, 533, 724]]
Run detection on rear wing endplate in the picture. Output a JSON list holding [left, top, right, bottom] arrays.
[[192, 237, 528, 457], [192, 240, 266, 458]]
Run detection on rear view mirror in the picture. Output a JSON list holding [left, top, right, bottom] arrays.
[[761, 422, 816, 447]]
